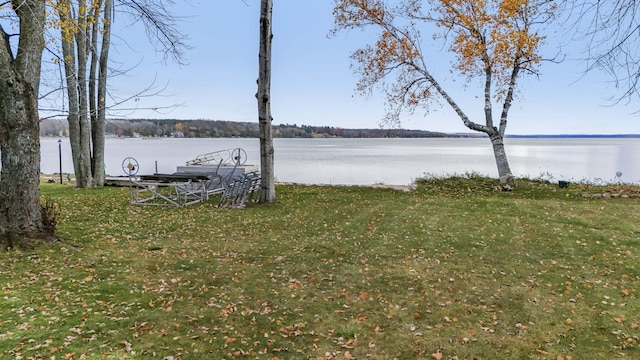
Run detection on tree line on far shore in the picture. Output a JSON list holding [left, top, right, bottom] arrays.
[[40, 118, 478, 138]]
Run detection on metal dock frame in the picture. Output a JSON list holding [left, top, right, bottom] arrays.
[[218, 172, 261, 208], [129, 174, 213, 207]]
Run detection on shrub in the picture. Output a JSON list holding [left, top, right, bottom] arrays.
[[40, 196, 60, 234]]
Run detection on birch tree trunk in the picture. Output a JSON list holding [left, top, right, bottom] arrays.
[[58, 0, 93, 188], [59, 5, 82, 177], [488, 132, 513, 185], [257, 0, 276, 203], [89, 0, 102, 184], [92, 0, 111, 186], [0, 0, 49, 247], [75, 0, 93, 188]]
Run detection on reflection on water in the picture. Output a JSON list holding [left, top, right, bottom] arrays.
[[39, 137, 640, 185]]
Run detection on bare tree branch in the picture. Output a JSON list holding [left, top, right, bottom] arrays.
[[115, 0, 192, 65], [568, 1, 640, 104]]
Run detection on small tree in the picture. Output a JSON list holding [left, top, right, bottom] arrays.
[[333, 0, 557, 183], [0, 0, 51, 247], [257, 0, 276, 203]]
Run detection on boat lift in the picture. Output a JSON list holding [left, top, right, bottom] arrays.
[[185, 148, 248, 166], [123, 148, 259, 207]]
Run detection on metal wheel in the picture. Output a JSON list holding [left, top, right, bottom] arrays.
[[122, 157, 139, 176], [231, 148, 247, 165]]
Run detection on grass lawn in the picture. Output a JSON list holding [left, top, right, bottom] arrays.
[[1, 176, 639, 359]]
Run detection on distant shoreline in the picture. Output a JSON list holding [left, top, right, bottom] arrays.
[[506, 134, 640, 138], [40, 118, 640, 139]]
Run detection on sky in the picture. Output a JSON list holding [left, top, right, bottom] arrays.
[[88, 0, 640, 135]]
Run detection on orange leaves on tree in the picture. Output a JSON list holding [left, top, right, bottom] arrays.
[[437, 0, 545, 81], [333, 0, 555, 118], [333, 0, 387, 31], [53, 0, 107, 40]]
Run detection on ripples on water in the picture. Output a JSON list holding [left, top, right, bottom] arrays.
[[40, 137, 640, 185]]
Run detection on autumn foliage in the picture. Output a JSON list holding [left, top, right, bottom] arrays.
[[333, 0, 557, 180], [333, 0, 554, 115]]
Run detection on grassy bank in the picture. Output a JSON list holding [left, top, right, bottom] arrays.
[[1, 177, 639, 359]]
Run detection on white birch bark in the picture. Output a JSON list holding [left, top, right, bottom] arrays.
[[257, 0, 276, 203]]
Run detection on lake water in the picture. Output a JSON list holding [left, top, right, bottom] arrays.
[[39, 137, 640, 185]]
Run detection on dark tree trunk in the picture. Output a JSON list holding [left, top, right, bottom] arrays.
[[257, 0, 276, 203], [0, 0, 50, 248], [0, 76, 46, 246]]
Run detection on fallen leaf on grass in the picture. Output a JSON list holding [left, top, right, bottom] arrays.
[[432, 351, 443, 360]]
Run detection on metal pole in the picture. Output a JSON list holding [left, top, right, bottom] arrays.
[[58, 139, 62, 184]]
